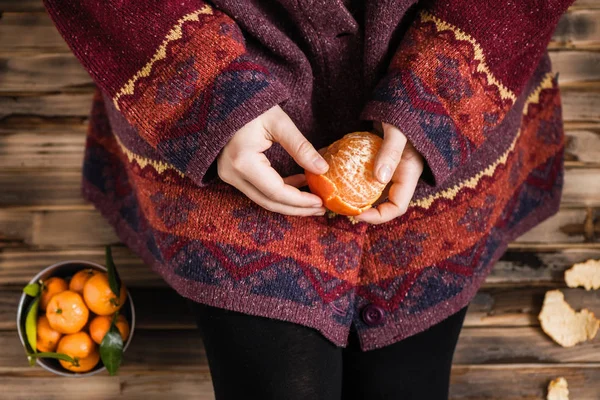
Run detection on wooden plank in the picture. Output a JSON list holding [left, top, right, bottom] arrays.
[[0, 0, 598, 13], [1, 246, 600, 288], [1, 89, 597, 122], [0, 93, 93, 120], [1, 125, 597, 169], [561, 91, 600, 122], [0, 207, 595, 249], [2, 326, 600, 367], [0, 54, 91, 93], [550, 51, 600, 86], [0, 0, 44, 12], [513, 208, 597, 244], [571, 0, 600, 9], [550, 10, 600, 49], [1, 166, 600, 207], [0, 247, 164, 286], [566, 128, 600, 163], [562, 168, 600, 206], [2, 10, 599, 54], [0, 170, 85, 207], [0, 366, 598, 400], [466, 286, 600, 327], [2, 285, 599, 331], [0, 13, 68, 53], [0, 51, 597, 93], [0, 131, 86, 169], [449, 365, 600, 400]]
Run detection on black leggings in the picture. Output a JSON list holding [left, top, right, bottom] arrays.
[[187, 300, 468, 400]]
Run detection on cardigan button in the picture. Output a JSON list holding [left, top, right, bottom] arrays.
[[361, 304, 385, 326]]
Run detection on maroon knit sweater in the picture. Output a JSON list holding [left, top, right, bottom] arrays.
[[44, 0, 572, 350]]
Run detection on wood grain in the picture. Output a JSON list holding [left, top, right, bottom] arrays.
[[2, 327, 600, 367], [0, 366, 599, 400], [0, 52, 598, 93], [449, 365, 600, 400], [2, 285, 599, 331], [1, 90, 598, 123], [1, 166, 598, 207], [1, 246, 600, 287], [1, 10, 599, 55], [551, 9, 600, 49], [0, 207, 596, 248]]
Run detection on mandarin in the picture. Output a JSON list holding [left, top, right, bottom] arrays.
[[69, 268, 99, 295], [83, 273, 127, 316], [89, 314, 130, 344], [56, 331, 99, 373], [39, 276, 68, 311], [36, 315, 62, 353], [46, 290, 89, 334], [60, 348, 100, 373], [305, 131, 386, 216]]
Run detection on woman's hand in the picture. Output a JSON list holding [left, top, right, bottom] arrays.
[[217, 105, 328, 216], [354, 122, 425, 225]]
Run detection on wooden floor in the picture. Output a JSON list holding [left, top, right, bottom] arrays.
[[1, 0, 600, 398]]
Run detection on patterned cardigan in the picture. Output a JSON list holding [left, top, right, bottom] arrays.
[[43, 0, 573, 350]]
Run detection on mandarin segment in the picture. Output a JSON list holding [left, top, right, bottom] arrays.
[[306, 131, 386, 216], [46, 290, 90, 334]]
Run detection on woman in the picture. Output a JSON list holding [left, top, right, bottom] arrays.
[[44, 0, 573, 398]]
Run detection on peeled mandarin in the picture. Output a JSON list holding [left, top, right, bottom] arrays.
[[306, 131, 386, 216]]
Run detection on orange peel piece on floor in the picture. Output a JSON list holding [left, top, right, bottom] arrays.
[[305, 131, 386, 216], [538, 290, 599, 348], [547, 377, 569, 400], [564, 259, 600, 291]]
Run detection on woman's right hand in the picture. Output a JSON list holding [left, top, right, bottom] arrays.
[[217, 105, 329, 216]]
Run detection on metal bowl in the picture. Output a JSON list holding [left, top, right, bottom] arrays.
[[16, 260, 136, 377]]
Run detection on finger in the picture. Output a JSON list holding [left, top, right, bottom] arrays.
[[241, 156, 324, 208], [283, 174, 308, 188], [265, 110, 328, 175], [374, 122, 407, 185], [355, 159, 422, 224], [236, 178, 327, 217]]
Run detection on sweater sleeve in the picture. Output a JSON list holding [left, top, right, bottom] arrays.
[[43, 0, 289, 186], [360, 0, 574, 187]]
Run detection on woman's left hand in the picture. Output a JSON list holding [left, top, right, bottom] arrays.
[[354, 122, 425, 225]]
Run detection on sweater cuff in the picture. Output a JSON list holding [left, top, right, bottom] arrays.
[[360, 10, 517, 188], [156, 63, 290, 187]]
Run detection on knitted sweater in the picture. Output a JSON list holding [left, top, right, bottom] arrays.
[[44, 0, 572, 350]]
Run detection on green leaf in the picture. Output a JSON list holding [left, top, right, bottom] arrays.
[[99, 319, 123, 376], [27, 351, 77, 364], [24, 296, 40, 354], [23, 283, 40, 297], [105, 245, 122, 297]]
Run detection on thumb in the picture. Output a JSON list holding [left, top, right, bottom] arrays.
[[265, 108, 328, 175]]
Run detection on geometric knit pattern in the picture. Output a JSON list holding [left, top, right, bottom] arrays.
[[44, 0, 571, 350]]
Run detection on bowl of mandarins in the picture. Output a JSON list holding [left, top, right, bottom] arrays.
[[16, 246, 135, 377]]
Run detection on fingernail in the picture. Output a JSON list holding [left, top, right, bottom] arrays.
[[311, 203, 323, 207], [377, 165, 392, 183], [314, 157, 328, 173]]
